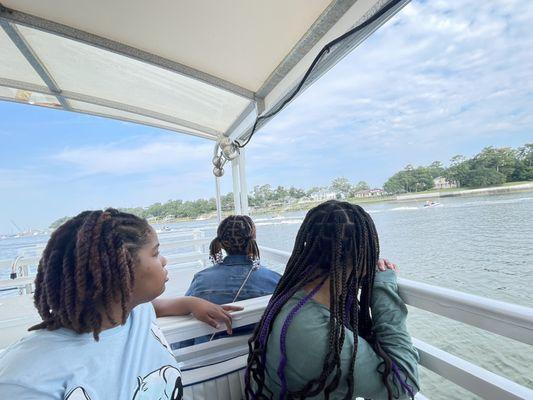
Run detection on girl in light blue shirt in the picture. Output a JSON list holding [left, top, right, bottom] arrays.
[[0, 209, 241, 400]]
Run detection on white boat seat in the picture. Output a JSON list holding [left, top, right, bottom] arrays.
[[181, 354, 248, 400]]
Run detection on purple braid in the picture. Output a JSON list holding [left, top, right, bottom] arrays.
[[392, 361, 416, 399], [277, 279, 326, 399], [258, 255, 322, 346], [259, 287, 300, 346]]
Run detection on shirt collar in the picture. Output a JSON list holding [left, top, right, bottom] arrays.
[[222, 254, 254, 266]]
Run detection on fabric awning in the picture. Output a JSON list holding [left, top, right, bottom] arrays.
[[0, 0, 407, 142]]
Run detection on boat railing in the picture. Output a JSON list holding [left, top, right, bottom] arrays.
[[157, 246, 533, 400], [0, 229, 212, 296]]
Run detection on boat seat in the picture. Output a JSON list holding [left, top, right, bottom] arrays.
[[181, 354, 248, 400]]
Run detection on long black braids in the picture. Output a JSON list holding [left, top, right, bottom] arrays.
[[244, 200, 400, 399]]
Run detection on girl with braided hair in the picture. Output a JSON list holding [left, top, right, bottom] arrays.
[[0, 209, 242, 400], [183, 215, 281, 345], [245, 200, 420, 400]]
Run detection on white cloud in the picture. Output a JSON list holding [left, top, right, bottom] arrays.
[[51, 139, 213, 176], [244, 0, 533, 182]]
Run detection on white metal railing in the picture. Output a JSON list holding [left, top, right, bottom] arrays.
[[0, 230, 211, 297], [157, 246, 533, 400]]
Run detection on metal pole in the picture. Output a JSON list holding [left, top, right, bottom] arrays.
[[239, 148, 249, 215], [232, 158, 242, 214], [215, 176, 222, 222]]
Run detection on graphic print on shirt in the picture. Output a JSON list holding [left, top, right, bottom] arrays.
[[132, 365, 183, 400], [150, 321, 173, 355], [65, 387, 92, 400]]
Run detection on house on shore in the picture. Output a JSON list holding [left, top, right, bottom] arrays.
[[354, 189, 385, 198], [433, 176, 458, 189]]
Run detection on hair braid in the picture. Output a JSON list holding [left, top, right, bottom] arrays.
[[210, 215, 260, 262], [29, 208, 151, 340], [245, 200, 404, 400]]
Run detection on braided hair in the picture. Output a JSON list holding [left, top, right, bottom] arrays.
[[29, 208, 152, 340], [209, 215, 260, 263], [245, 200, 399, 400]]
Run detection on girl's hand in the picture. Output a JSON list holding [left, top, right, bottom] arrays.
[[189, 298, 243, 334], [376, 258, 398, 272]]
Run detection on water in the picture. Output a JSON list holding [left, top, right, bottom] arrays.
[[1, 192, 532, 399]]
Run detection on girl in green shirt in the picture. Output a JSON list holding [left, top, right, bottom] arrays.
[[245, 200, 420, 399]]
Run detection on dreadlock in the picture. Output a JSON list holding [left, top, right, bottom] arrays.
[[209, 215, 260, 263], [245, 200, 400, 400], [29, 208, 152, 340]]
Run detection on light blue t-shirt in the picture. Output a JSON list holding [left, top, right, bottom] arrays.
[[0, 303, 182, 400]]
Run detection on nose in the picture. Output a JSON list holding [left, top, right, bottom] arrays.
[[161, 255, 168, 268]]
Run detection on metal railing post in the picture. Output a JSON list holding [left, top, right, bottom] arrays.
[[231, 158, 242, 214]]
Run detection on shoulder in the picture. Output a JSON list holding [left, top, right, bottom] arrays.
[[257, 265, 281, 279], [191, 265, 219, 279], [132, 301, 157, 321], [273, 296, 330, 343], [0, 330, 75, 386]]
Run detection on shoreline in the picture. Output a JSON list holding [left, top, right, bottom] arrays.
[[393, 182, 533, 202], [160, 181, 533, 222]]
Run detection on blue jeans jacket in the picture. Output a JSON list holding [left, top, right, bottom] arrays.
[[181, 255, 281, 346]]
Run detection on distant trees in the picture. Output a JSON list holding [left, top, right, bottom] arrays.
[[385, 143, 533, 194], [383, 166, 435, 194], [444, 145, 532, 188], [513, 143, 533, 181], [330, 177, 353, 199]]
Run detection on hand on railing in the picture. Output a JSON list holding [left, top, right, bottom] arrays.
[[377, 258, 398, 272], [188, 298, 244, 335]]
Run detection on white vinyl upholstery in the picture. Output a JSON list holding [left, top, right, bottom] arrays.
[[181, 354, 247, 400]]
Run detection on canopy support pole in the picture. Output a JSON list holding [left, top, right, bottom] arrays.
[[230, 149, 249, 215], [231, 158, 242, 214], [214, 176, 222, 223], [238, 148, 249, 215]]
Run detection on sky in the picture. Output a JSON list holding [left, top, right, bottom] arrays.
[[1, 0, 532, 234]]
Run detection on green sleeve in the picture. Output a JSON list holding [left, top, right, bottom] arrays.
[[340, 269, 420, 399]]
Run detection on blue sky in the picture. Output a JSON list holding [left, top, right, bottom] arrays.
[[1, 0, 532, 234]]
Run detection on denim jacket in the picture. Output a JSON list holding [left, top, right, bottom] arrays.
[[180, 255, 281, 346], [185, 255, 281, 304]]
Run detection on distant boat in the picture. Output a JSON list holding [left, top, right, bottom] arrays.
[[424, 201, 442, 208]]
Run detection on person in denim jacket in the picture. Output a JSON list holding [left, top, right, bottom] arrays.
[[184, 215, 281, 345]]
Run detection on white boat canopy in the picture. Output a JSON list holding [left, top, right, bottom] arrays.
[[0, 0, 407, 143]]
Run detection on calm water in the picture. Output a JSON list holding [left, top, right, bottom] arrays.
[[1, 192, 532, 399]]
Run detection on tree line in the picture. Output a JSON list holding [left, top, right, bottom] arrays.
[[49, 179, 372, 227], [383, 143, 532, 194], [50, 143, 532, 227]]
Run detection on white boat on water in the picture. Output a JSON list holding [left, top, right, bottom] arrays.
[[423, 201, 442, 208], [0, 1, 532, 399]]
